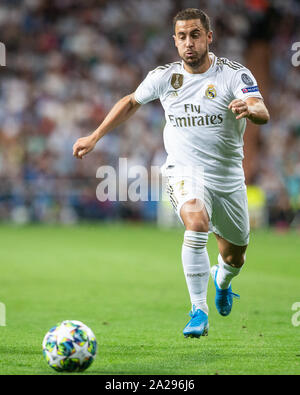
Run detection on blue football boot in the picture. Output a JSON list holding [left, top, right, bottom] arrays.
[[211, 265, 240, 317], [183, 306, 209, 338]]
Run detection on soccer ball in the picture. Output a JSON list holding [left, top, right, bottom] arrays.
[[42, 320, 97, 372]]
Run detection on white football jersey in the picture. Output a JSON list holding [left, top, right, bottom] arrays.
[[134, 52, 263, 193]]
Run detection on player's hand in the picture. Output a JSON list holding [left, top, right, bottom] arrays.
[[228, 99, 250, 120], [73, 134, 97, 159]]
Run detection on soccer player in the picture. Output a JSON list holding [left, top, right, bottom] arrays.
[[73, 8, 270, 338]]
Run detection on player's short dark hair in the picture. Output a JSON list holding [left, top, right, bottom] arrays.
[[173, 8, 211, 33]]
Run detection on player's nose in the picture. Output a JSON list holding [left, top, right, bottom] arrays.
[[185, 36, 194, 48]]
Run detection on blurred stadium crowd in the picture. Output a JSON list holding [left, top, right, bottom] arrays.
[[0, 0, 299, 228]]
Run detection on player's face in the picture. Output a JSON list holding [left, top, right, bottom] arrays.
[[173, 20, 212, 69]]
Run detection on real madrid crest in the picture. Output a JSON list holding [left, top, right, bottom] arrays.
[[205, 84, 217, 99], [171, 73, 183, 89]]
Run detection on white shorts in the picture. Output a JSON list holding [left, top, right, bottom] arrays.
[[164, 165, 250, 246]]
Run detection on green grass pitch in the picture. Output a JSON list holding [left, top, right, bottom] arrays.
[[0, 223, 299, 375]]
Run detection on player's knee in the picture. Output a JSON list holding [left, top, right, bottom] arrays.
[[181, 202, 209, 232], [186, 220, 208, 232]]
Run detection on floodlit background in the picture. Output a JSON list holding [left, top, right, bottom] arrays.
[[0, 0, 299, 229]]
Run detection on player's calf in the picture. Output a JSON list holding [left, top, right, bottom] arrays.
[[215, 234, 247, 284], [222, 251, 246, 268]]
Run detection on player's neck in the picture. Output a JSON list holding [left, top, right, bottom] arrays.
[[183, 54, 212, 74]]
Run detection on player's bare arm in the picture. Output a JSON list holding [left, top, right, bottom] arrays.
[[73, 93, 140, 159], [228, 97, 270, 124]]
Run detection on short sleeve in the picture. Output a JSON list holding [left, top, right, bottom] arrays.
[[134, 70, 161, 105], [231, 68, 263, 101]]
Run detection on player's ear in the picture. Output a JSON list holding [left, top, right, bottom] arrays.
[[173, 34, 178, 48], [207, 31, 213, 45]]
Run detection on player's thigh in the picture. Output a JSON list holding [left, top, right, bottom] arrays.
[[165, 168, 212, 231], [214, 232, 247, 268], [211, 187, 250, 248]]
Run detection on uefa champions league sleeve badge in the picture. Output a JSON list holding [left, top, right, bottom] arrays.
[[241, 73, 254, 86]]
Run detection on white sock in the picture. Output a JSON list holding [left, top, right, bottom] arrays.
[[181, 231, 210, 315], [216, 254, 242, 290]]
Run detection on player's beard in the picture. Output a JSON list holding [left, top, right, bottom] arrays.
[[182, 47, 208, 70]]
